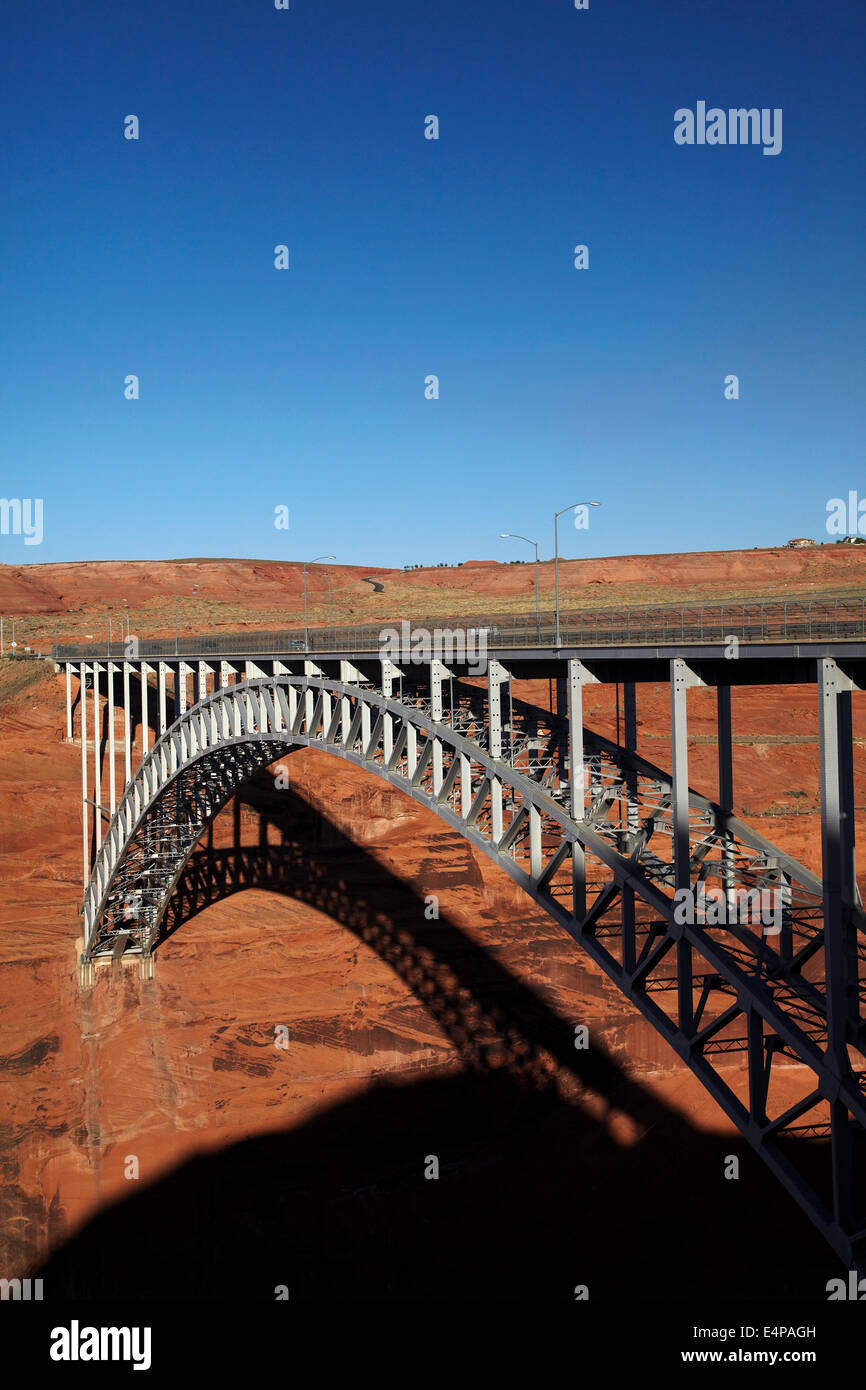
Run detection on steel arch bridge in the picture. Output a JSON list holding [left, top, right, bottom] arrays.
[[59, 636, 866, 1273]]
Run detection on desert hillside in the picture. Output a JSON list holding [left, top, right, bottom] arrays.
[[1, 543, 864, 652]]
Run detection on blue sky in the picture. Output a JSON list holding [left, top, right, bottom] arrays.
[[1, 0, 864, 567]]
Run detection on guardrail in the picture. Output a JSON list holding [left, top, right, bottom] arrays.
[[51, 596, 866, 661]]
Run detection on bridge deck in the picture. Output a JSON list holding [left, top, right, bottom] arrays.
[[54, 639, 866, 686]]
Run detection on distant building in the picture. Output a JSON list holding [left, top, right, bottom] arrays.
[[787, 537, 815, 548]]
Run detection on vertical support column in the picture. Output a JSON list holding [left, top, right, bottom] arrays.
[[555, 674, 568, 781], [835, 684, 863, 1232], [622, 680, 638, 973], [285, 684, 298, 735], [623, 682, 637, 751], [272, 662, 287, 733], [487, 660, 509, 841], [567, 661, 586, 822], [338, 661, 353, 743], [671, 658, 699, 1039], [406, 723, 417, 779], [623, 681, 640, 835], [80, 663, 89, 889], [838, 687, 858, 912], [459, 751, 472, 818], [717, 684, 735, 913], [107, 662, 117, 812], [746, 1008, 767, 1129], [818, 658, 860, 1070], [778, 868, 793, 961], [430, 660, 446, 795], [158, 662, 168, 734], [381, 659, 400, 763], [529, 805, 542, 880], [717, 685, 733, 809], [566, 658, 596, 922], [123, 661, 132, 787], [301, 661, 314, 730], [92, 663, 102, 831], [140, 662, 149, 756], [185, 706, 198, 758], [817, 656, 858, 1235], [65, 663, 73, 740], [176, 662, 189, 717], [670, 660, 694, 891], [319, 687, 332, 745], [220, 691, 232, 739]]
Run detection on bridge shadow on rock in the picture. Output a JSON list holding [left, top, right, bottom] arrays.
[[39, 774, 839, 1301]]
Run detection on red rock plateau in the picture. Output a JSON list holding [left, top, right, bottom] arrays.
[[2, 545, 865, 1299], [3, 542, 866, 649]]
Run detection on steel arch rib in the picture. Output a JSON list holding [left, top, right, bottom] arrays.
[[80, 674, 866, 1270]]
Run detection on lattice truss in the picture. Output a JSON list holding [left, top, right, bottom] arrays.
[[80, 672, 866, 1268]]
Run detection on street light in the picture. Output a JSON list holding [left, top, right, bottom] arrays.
[[500, 532, 540, 642], [303, 556, 336, 649], [554, 501, 600, 646]]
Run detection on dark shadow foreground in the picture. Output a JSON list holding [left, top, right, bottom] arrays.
[[37, 1064, 836, 1301]]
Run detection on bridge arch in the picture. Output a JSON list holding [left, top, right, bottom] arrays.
[[83, 674, 609, 959], [77, 671, 866, 1269]]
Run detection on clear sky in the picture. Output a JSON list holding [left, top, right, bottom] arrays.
[[1, 0, 864, 567]]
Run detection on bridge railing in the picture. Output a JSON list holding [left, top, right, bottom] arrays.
[[51, 595, 866, 661]]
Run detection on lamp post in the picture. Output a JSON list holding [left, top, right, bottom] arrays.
[[500, 532, 540, 642], [303, 556, 336, 649], [554, 501, 600, 646]]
